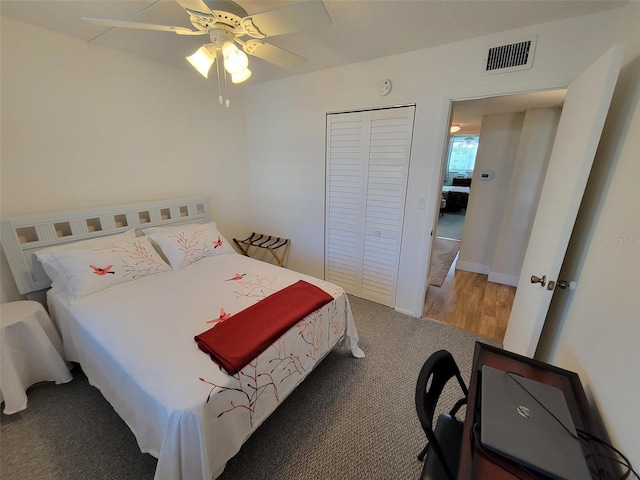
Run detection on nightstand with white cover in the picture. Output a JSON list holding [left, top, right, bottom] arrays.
[[0, 300, 73, 414]]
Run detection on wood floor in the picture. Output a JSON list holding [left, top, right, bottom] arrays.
[[423, 254, 516, 342]]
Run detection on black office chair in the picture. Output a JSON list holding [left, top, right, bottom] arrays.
[[415, 350, 469, 480]]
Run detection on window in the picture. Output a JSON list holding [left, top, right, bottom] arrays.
[[446, 135, 479, 180]]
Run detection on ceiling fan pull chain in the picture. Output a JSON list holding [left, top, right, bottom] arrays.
[[215, 46, 223, 106], [223, 65, 230, 108]]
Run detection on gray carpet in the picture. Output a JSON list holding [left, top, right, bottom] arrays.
[[0, 296, 501, 480], [436, 211, 466, 241]]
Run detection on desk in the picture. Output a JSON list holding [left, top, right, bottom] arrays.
[[0, 301, 73, 414], [458, 342, 615, 479]]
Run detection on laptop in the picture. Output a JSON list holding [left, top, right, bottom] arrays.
[[480, 365, 592, 480]]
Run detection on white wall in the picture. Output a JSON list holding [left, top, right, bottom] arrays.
[[457, 112, 523, 274], [244, 10, 620, 317], [490, 108, 561, 285], [0, 17, 253, 302], [537, 0, 640, 468]]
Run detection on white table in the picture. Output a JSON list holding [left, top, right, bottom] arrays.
[[0, 300, 73, 414]]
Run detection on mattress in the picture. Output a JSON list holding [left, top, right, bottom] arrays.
[[47, 252, 363, 479]]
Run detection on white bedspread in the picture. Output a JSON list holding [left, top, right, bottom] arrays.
[[48, 253, 363, 480]]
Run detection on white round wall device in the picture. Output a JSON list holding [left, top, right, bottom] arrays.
[[378, 79, 392, 96]]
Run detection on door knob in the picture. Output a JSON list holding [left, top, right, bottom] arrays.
[[556, 280, 577, 290], [530, 275, 546, 287]]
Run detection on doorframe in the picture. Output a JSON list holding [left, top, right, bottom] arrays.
[[414, 82, 572, 319], [424, 104, 457, 292]]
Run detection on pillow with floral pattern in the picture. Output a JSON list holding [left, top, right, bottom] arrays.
[[143, 222, 234, 270], [38, 236, 172, 301]]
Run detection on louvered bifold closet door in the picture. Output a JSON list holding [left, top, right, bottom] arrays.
[[325, 111, 369, 294], [325, 106, 414, 307], [362, 107, 414, 306]]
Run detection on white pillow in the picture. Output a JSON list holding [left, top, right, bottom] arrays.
[[36, 229, 137, 287], [143, 222, 234, 270], [36, 236, 172, 301]]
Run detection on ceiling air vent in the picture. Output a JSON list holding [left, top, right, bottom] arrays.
[[483, 36, 537, 75]]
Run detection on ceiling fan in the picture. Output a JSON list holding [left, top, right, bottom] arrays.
[[83, 0, 331, 105]]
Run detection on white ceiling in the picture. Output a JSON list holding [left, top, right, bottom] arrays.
[[1, 0, 627, 85], [1, 1, 623, 130], [451, 89, 568, 134]]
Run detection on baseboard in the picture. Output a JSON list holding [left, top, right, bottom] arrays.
[[395, 306, 419, 317], [455, 262, 519, 286], [488, 272, 519, 287], [455, 261, 490, 275]]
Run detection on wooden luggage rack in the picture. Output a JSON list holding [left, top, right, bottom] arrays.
[[233, 232, 290, 267]]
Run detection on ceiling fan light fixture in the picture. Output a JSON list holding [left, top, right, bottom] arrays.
[[450, 124, 461, 133], [222, 41, 249, 75], [186, 44, 215, 78], [221, 41, 237, 57], [231, 68, 252, 84]]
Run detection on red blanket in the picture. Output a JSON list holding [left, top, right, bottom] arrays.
[[195, 280, 334, 375]]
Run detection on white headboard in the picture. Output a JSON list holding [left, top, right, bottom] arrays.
[[1, 196, 210, 295]]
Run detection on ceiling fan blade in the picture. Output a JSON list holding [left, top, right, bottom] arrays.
[[242, 39, 306, 69], [175, 0, 215, 17], [82, 17, 208, 36], [241, 1, 331, 39]]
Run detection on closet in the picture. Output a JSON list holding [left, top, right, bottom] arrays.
[[325, 105, 415, 307]]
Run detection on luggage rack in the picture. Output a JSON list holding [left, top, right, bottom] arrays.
[[233, 232, 290, 267]]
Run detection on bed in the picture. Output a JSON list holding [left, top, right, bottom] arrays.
[[0, 196, 364, 480]]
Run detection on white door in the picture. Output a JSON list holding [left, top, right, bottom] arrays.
[[503, 44, 624, 357], [325, 111, 369, 295], [325, 106, 415, 307]]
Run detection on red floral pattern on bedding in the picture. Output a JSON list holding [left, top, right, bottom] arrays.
[[206, 308, 231, 324], [225, 273, 245, 282], [169, 226, 214, 267], [198, 290, 346, 428], [232, 274, 278, 299], [90, 264, 114, 275], [98, 240, 170, 279]]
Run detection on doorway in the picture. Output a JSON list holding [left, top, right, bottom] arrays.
[[435, 134, 477, 241], [423, 90, 567, 341]]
